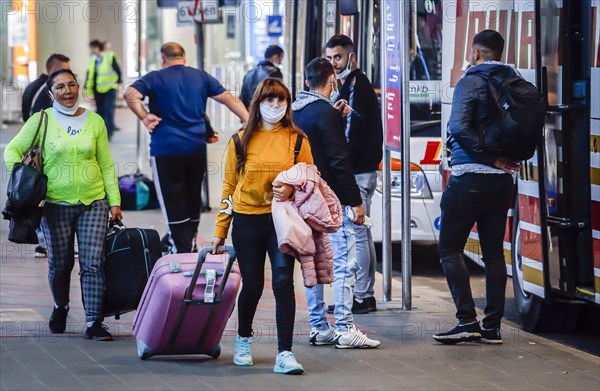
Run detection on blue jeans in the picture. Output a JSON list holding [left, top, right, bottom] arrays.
[[305, 214, 357, 330], [353, 172, 377, 299], [36, 227, 46, 248]]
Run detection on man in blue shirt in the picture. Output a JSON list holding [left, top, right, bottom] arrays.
[[125, 42, 248, 253]]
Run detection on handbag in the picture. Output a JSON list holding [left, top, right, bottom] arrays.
[[22, 110, 49, 170], [3, 111, 49, 243]]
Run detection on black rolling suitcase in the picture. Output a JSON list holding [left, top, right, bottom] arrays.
[[104, 221, 162, 319]]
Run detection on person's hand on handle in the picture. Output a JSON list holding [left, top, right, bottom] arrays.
[[212, 237, 225, 254], [272, 184, 294, 201], [110, 206, 123, 222]]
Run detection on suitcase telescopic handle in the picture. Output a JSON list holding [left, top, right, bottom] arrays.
[[183, 246, 236, 304], [169, 246, 236, 347]]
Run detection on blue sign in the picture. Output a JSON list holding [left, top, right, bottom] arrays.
[[247, 3, 270, 62], [434, 216, 441, 231], [267, 15, 283, 37]]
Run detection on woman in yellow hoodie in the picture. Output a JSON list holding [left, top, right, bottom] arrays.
[[213, 78, 313, 374]]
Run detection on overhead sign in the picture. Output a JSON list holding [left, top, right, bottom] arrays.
[[158, 0, 179, 8], [383, 0, 402, 150], [267, 15, 283, 37], [177, 0, 220, 26]]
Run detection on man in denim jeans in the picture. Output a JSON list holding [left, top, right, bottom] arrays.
[[326, 34, 383, 314], [293, 58, 380, 349], [433, 30, 520, 345]]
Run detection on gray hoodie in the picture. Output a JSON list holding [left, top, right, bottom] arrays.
[[292, 90, 331, 111]]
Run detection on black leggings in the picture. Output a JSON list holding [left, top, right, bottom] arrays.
[[231, 212, 296, 352], [152, 152, 206, 253]]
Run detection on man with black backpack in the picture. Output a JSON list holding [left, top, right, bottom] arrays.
[[240, 45, 284, 108], [433, 30, 526, 345]]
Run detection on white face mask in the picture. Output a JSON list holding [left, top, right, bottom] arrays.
[[260, 103, 287, 124], [336, 54, 354, 80], [49, 92, 80, 115]]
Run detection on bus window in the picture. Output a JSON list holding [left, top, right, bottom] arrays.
[[409, 0, 443, 137]]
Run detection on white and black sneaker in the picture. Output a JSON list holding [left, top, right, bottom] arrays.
[[34, 245, 47, 258], [480, 327, 503, 344], [335, 325, 380, 349], [308, 327, 340, 346], [433, 322, 482, 344]]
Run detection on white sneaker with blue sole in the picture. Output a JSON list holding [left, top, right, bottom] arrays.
[[233, 335, 253, 366], [273, 351, 304, 374]]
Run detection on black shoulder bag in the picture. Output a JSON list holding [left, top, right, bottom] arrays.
[[3, 110, 49, 243]]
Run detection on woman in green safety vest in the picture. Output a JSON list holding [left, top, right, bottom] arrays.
[[85, 40, 122, 140]]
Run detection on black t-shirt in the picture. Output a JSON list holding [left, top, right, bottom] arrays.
[[22, 74, 51, 121]]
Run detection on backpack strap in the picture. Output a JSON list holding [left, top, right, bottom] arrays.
[[470, 71, 504, 109], [293, 134, 303, 164], [232, 133, 242, 160]]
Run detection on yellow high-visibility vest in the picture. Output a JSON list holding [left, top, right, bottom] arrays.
[[86, 51, 118, 95]]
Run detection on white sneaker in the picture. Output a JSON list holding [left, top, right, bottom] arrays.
[[233, 335, 253, 366], [273, 351, 304, 374], [335, 325, 381, 349], [308, 327, 340, 346]]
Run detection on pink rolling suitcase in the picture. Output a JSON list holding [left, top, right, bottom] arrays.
[[133, 246, 240, 359]]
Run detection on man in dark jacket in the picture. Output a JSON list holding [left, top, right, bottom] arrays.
[[22, 54, 70, 122], [20, 53, 70, 258], [240, 45, 283, 108], [326, 34, 382, 314], [292, 58, 380, 349], [432, 30, 520, 345]]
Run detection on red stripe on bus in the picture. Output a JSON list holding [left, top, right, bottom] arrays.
[[518, 194, 542, 227], [592, 200, 600, 232], [520, 230, 544, 263], [420, 141, 442, 165]]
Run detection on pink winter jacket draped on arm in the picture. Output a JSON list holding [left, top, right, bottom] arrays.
[[271, 163, 343, 287]]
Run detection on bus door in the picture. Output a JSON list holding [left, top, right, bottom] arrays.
[[592, 1, 600, 305], [536, 0, 594, 301]]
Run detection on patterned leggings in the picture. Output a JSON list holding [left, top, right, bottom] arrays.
[[41, 200, 109, 323]]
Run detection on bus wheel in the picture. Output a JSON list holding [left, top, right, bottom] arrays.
[[511, 195, 545, 332]]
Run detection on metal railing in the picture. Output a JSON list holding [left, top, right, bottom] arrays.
[[205, 62, 253, 136]]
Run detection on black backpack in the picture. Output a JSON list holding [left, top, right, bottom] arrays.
[[474, 69, 547, 161]]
